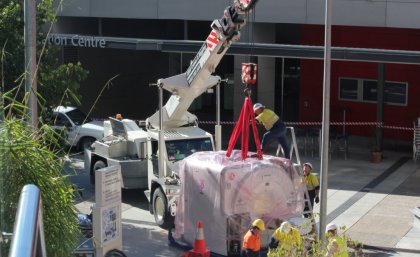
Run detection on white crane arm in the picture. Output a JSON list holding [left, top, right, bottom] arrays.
[[147, 0, 259, 129]]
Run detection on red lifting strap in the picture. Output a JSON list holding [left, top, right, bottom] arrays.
[[226, 97, 263, 160]]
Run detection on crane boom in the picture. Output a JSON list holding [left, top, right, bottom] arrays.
[[147, 0, 259, 129]]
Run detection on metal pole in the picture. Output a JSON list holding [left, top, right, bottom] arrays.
[[215, 79, 222, 151], [376, 63, 385, 151], [343, 109, 346, 136], [281, 58, 285, 118], [24, 0, 38, 127], [9, 185, 47, 257], [157, 80, 165, 178], [318, 0, 332, 242]]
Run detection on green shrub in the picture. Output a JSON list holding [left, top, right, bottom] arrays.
[[0, 118, 79, 256]]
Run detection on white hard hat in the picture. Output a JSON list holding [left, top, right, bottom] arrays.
[[326, 223, 338, 231], [280, 221, 292, 234], [253, 103, 264, 112], [303, 162, 313, 170]]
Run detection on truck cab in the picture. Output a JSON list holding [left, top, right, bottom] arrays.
[[85, 117, 214, 227], [145, 126, 214, 228]]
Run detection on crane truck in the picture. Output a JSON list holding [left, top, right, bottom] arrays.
[[85, 0, 259, 228]]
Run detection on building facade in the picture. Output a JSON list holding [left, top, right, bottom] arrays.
[[53, 0, 420, 141]]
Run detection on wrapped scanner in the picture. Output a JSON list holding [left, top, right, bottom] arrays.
[[172, 150, 305, 256]]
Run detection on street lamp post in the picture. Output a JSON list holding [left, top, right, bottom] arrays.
[[319, 0, 333, 242], [24, 0, 37, 127]]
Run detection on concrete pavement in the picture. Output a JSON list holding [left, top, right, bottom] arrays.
[[307, 141, 420, 256], [68, 137, 420, 256]]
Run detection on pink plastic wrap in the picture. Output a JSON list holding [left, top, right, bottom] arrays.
[[172, 150, 305, 256]]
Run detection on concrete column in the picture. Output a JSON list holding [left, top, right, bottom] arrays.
[[257, 57, 275, 109], [233, 23, 276, 119]]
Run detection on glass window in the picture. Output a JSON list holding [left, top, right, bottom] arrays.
[[53, 113, 71, 127], [339, 77, 407, 106], [363, 80, 377, 102], [339, 78, 358, 100], [66, 109, 91, 125], [385, 82, 407, 105], [165, 138, 213, 162]]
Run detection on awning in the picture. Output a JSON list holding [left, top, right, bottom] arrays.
[[48, 33, 420, 65]]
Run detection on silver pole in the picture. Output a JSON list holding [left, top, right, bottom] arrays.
[[9, 185, 47, 257], [215, 79, 222, 151], [157, 80, 165, 178], [24, 0, 38, 127], [318, 0, 332, 242], [281, 58, 285, 118]]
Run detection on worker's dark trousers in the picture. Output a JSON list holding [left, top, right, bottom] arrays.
[[241, 249, 260, 257], [261, 121, 290, 158], [304, 189, 316, 218]]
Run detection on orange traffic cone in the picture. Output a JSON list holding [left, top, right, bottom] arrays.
[[182, 220, 210, 257]]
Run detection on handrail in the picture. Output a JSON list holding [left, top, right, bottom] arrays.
[[9, 184, 47, 257]]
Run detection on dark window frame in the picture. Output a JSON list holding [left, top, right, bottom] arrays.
[[338, 77, 408, 106]]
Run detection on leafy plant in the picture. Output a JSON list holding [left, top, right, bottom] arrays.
[[0, 0, 87, 254], [0, 0, 88, 116], [0, 113, 80, 256], [266, 224, 363, 257]]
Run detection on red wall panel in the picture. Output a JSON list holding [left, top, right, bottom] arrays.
[[299, 25, 420, 141]]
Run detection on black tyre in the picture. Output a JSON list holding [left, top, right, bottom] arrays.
[[152, 187, 174, 229], [79, 137, 96, 151], [90, 159, 107, 184], [104, 249, 127, 257]]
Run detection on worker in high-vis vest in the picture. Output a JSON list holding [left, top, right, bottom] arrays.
[[268, 221, 303, 256], [253, 103, 290, 158], [303, 162, 320, 218], [325, 223, 349, 257], [242, 219, 265, 257]]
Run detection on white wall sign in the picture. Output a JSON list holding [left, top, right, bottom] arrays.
[[47, 34, 106, 48]]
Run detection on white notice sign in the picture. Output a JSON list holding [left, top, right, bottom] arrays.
[[92, 203, 122, 247], [101, 204, 120, 244], [95, 165, 122, 206]]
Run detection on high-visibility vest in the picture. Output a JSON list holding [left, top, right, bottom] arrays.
[[256, 108, 279, 130], [327, 236, 349, 257], [272, 227, 302, 252], [305, 172, 319, 191], [242, 230, 261, 252]]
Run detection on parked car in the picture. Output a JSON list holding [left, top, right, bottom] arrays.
[[51, 106, 104, 150]]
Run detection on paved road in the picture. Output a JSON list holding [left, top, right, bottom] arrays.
[[65, 145, 420, 257], [65, 152, 184, 257]]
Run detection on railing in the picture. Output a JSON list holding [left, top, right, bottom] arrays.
[[8, 184, 47, 257]]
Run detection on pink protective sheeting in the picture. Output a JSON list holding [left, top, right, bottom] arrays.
[[173, 150, 305, 256]]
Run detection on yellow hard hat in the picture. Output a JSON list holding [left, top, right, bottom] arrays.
[[252, 219, 265, 231]]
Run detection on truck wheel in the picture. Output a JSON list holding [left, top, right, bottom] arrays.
[[79, 137, 96, 151], [152, 188, 174, 229], [104, 249, 127, 257], [91, 159, 107, 184]]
